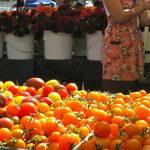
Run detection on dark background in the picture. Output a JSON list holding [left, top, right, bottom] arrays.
[[0, 55, 150, 92]]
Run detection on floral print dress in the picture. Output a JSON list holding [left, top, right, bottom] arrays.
[[102, 0, 144, 81]]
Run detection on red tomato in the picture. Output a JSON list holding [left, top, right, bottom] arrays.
[[21, 97, 39, 105], [39, 97, 53, 105], [0, 117, 14, 129], [18, 102, 38, 118], [58, 89, 69, 99], [8, 85, 19, 95], [25, 87, 36, 96], [0, 93, 8, 107], [42, 85, 54, 97], [7, 96, 13, 104], [54, 84, 66, 92], [19, 91, 31, 97], [25, 77, 45, 90], [0, 108, 7, 118], [66, 83, 78, 93]]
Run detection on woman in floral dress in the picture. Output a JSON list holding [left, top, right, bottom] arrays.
[[102, 0, 150, 93]]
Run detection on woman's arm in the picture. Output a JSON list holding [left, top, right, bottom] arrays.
[[103, 0, 150, 24]]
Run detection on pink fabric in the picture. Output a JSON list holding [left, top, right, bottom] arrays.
[[102, 0, 144, 81]]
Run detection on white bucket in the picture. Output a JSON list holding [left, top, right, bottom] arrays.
[[6, 33, 34, 60], [43, 30, 73, 60], [0, 32, 4, 58], [73, 34, 87, 56], [86, 31, 103, 61]]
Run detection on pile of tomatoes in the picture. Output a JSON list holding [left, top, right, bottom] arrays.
[[0, 77, 150, 150]]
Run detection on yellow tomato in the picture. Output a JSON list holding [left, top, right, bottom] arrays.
[[48, 92, 61, 101], [46, 79, 60, 87]]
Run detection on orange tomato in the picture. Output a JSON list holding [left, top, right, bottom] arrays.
[[26, 118, 42, 135], [48, 131, 61, 143], [125, 108, 135, 118], [135, 120, 148, 130], [143, 138, 150, 146], [0, 128, 11, 142], [93, 109, 108, 122], [48, 142, 60, 150], [66, 83, 78, 93], [5, 102, 20, 116], [87, 91, 101, 102], [9, 138, 27, 149], [131, 134, 144, 145], [94, 121, 111, 138], [110, 139, 122, 150], [129, 92, 142, 100], [124, 139, 142, 150], [117, 132, 129, 143], [139, 90, 147, 97], [68, 99, 84, 112], [141, 100, 150, 108], [78, 141, 97, 150], [111, 116, 124, 126], [98, 138, 110, 149], [134, 104, 149, 120], [124, 124, 141, 138], [20, 116, 31, 128], [37, 102, 50, 113], [58, 133, 75, 150], [45, 110, 54, 117], [142, 145, 150, 150], [62, 112, 77, 126], [112, 107, 124, 116], [109, 123, 119, 139], [35, 143, 48, 150], [11, 128, 23, 139], [44, 118, 59, 136], [78, 126, 90, 139], [114, 98, 126, 106]]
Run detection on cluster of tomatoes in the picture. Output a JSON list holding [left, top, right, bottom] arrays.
[[0, 77, 150, 150]]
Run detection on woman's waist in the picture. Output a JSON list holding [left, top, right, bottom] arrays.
[[107, 17, 138, 29], [106, 22, 139, 34]]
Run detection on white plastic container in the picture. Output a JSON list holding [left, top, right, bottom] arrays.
[[43, 30, 73, 60], [6, 33, 34, 60]]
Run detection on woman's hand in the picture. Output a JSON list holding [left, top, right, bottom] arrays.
[[103, 0, 149, 24]]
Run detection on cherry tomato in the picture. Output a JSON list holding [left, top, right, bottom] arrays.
[[66, 83, 78, 93], [39, 97, 53, 105], [42, 85, 54, 97], [58, 89, 69, 99], [25, 77, 45, 90], [18, 102, 38, 118], [0, 128, 11, 142], [8, 85, 19, 95], [0, 117, 14, 129], [0, 93, 9, 107], [19, 91, 31, 97], [25, 87, 36, 96]]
